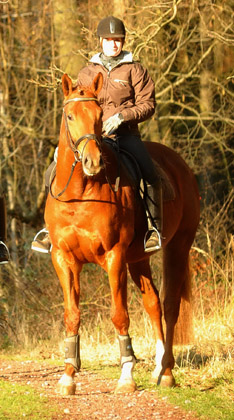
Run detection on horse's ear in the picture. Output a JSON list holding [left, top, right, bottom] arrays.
[[91, 72, 103, 96], [62, 74, 73, 97]]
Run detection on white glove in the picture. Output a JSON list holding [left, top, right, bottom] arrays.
[[54, 147, 58, 163], [103, 113, 124, 135]]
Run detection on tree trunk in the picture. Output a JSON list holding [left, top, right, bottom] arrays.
[[52, 0, 85, 79]]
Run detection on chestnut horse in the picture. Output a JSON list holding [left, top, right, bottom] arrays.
[[45, 73, 200, 395]]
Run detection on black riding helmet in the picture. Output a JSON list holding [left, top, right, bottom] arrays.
[[97, 16, 125, 38]]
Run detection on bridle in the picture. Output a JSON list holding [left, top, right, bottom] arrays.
[[49, 96, 102, 200], [63, 96, 102, 161]]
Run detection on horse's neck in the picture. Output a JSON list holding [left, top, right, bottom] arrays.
[[55, 133, 87, 195]]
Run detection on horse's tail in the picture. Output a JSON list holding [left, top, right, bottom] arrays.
[[160, 254, 193, 346], [173, 257, 193, 345]]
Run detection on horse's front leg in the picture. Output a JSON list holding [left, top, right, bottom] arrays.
[[52, 248, 82, 395], [107, 250, 136, 394]]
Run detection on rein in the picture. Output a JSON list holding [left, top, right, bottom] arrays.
[[50, 96, 101, 200]]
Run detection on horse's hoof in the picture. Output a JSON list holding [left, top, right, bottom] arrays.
[[57, 382, 76, 395], [114, 379, 137, 394], [154, 374, 175, 387], [160, 375, 176, 387]]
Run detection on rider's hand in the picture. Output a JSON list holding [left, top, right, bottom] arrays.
[[54, 147, 58, 163], [103, 113, 124, 135]]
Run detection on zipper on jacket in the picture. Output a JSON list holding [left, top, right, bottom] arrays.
[[107, 63, 112, 77], [114, 79, 129, 87]]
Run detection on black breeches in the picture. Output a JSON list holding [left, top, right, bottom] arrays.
[[117, 134, 158, 185]]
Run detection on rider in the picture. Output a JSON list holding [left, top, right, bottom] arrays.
[[32, 16, 162, 254], [0, 196, 10, 264]]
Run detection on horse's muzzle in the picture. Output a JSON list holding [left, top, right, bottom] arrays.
[[82, 153, 103, 176]]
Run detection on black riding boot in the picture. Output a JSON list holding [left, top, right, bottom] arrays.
[[0, 196, 10, 264], [144, 181, 163, 253], [31, 187, 51, 254]]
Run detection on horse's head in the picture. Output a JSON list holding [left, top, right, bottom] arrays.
[[62, 73, 103, 176]]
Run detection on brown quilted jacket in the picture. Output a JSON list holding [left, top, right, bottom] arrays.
[[77, 51, 156, 134]]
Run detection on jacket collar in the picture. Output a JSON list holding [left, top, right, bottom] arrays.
[[90, 51, 133, 66]]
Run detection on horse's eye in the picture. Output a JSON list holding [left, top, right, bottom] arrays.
[[67, 114, 73, 121]]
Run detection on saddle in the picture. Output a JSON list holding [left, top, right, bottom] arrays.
[[103, 137, 175, 202]]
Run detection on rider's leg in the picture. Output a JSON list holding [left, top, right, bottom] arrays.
[[117, 134, 162, 252], [144, 180, 163, 252]]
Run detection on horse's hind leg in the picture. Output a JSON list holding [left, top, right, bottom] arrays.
[[159, 233, 193, 387], [128, 259, 166, 383]]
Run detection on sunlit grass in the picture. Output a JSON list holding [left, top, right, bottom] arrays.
[[0, 380, 59, 420]]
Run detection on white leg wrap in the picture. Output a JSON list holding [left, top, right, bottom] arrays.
[[119, 361, 134, 384], [156, 339, 165, 368], [58, 373, 75, 386], [152, 339, 165, 379]]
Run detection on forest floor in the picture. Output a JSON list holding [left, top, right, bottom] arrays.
[[0, 359, 201, 420]]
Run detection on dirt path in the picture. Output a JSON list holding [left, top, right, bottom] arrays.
[[0, 360, 199, 420]]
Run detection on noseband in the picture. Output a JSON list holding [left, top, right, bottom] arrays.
[[50, 96, 102, 200]]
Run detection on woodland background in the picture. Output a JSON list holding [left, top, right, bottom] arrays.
[[0, 0, 233, 350]]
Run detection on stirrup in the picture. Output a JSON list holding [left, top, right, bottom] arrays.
[[32, 227, 49, 242], [144, 226, 162, 253], [0, 241, 10, 264], [31, 228, 52, 254]]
